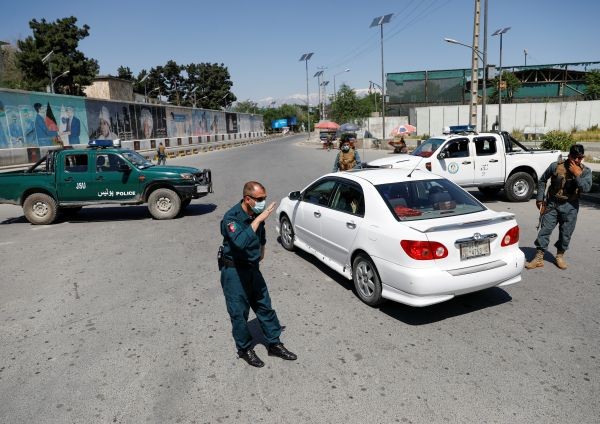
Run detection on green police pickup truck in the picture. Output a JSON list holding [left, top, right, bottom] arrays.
[[0, 140, 213, 224]]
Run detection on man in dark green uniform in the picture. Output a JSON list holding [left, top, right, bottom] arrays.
[[219, 181, 297, 367], [526, 144, 592, 270]]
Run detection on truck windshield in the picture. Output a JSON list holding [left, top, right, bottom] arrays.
[[411, 138, 445, 158], [121, 150, 155, 169]]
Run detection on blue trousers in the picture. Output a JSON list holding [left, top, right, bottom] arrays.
[[534, 200, 579, 253], [220, 265, 282, 351]]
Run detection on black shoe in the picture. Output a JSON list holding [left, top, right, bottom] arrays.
[[238, 348, 264, 368], [268, 343, 297, 361]]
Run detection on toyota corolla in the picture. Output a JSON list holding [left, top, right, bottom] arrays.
[[275, 168, 524, 307]]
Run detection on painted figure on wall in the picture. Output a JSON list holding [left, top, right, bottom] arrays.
[[0, 100, 8, 148], [98, 106, 118, 140], [65, 106, 81, 144], [140, 108, 153, 139], [34, 102, 59, 146]]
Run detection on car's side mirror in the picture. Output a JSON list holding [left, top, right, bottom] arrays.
[[288, 191, 301, 200], [118, 163, 131, 172]]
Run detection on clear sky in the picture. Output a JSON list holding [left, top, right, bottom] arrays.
[[2, 0, 599, 106]]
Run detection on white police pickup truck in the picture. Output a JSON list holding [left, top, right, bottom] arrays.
[[366, 126, 563, 202]]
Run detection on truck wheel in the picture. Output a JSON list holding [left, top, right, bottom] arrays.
[[23, 193, 58, 225], [505, 172, 535, 202], [148, 188, 181, 219], [478, 186, 501, 197]]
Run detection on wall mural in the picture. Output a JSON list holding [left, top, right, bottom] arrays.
[[0, 88, 264, 149]]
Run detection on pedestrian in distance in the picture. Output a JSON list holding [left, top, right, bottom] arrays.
[[525, 144, 592, 270], [219, 181, 297, 368], [156, 142, 166, 165], [332, 134, 361, 172]]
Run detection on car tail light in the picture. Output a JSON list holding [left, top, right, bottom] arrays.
[[501, 225, 520, 246], [401, 240, 448, 260], [425, 162, 432, 171]]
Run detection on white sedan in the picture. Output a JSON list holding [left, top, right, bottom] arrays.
[[275, 168, 524, 307]]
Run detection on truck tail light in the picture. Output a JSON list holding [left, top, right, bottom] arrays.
[[401, 240, 448, 260], [501, 225, 519, 246], [425, 162, 432, 171]]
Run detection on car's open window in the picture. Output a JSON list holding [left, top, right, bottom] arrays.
[[302, 179, 337, 206], [330, 183, 364, 216], [474, 136, 497, 156], [444, 138, 470, 158], [64, 153, 89, 173], [377, 179, 485, 221]]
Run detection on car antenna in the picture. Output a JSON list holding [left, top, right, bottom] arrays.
[[406, 156, 424, 178]]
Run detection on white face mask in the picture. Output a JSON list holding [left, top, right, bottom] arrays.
[[341, 145, 350, 152], [251, 200, 266, 214]]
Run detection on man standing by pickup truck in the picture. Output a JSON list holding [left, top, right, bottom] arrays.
[[526, 144, 592, 270]]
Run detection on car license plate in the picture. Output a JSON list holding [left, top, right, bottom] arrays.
[[460, 240, 490, 260], [197, 186, 208, 193]]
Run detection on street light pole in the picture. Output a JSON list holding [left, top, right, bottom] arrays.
[[444, 37, 486, 130], [524, 49, 528, 66], [314, 70, 324, 121], [51, 70, 69, 93], [321, 81, 329, 119], [333, 68, 350, 102], [299, 53, 314, 140], [370, 14, 393, 142], [41, 50, 54, 93], [140, 73, 149, 103], [492, 27, 511, 132]]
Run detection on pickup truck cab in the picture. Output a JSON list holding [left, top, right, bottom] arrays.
[[366, 127, 563, 202], [0, 140, 212, 224]]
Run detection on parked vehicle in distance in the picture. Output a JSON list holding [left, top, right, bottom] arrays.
[[0, 140, 212, 224], [276, 168, 524, 307], [366, 127, 564, 202]]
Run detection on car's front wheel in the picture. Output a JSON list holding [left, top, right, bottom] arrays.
[[352, 254, 384, 306], [279, 215, 295, 251], [148, 188, 181, 219]]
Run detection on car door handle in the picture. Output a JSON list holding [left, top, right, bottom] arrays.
[[313, 211, 321, 218], [64, 177, 73, 182], [489, 159, 499, 163], [462, 161, 472, 164], [346, 221, 356, 229]]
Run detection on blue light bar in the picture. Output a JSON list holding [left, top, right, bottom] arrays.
[[448, 125, 476, 134], [88, 139, 114, 148]]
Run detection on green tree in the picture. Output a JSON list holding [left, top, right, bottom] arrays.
[[233, 100, 259, 114], [0, 43, 23, 89], [584, 69, 600, 100], [183, 62, 236, 109], [117, 66, 133, 80], [329, 84, 370, 123], [489, 71, 522, 103], [16, 16, 99, 95]]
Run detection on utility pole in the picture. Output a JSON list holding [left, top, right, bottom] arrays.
[[299, 53, 314, 140], [482, 0, 488, 131], [469, 0, 481, 128]]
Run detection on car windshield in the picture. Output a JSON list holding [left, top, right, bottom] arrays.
[[376, 179, 485, 221], [121, 150, 154, 169], [411, 138, 445, 158]]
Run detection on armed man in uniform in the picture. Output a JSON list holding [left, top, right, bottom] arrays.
[[219, 181, 297, 368], [525, 144, 592, 270]]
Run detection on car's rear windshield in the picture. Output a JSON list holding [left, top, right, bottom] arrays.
[[376, 179, 485, 221]]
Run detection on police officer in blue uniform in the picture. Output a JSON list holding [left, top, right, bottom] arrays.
[[525, 144, 592, 270], [219, 181, 297, 367]]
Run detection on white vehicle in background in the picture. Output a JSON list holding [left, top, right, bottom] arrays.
[[275, 168, 524, 308], [366, 126, 564, 202]]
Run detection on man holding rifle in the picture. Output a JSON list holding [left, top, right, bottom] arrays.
[[525, 144, 592, 270]]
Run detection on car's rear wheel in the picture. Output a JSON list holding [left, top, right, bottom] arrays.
[[23, 193, 57, 225], [148, 188, 181, 219], [279, 215, 295, 251], [352, 254, 384, 306]]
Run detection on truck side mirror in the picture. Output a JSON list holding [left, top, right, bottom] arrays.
[[288, 191, 301, 200], [118, 163, 131, 172]]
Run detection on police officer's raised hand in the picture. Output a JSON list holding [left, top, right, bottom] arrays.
[[258, 202, 277, 221]]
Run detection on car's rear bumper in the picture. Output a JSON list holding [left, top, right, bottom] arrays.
[[374, 250, 525, 307]]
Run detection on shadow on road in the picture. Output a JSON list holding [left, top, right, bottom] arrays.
[[280, 237, 514, 325]]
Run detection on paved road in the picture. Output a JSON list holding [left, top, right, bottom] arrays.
[[1, 134, 599, 423]]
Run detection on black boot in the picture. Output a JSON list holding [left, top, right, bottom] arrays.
[[238, 348, 264, 368], [268, 343, 297, 361]]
